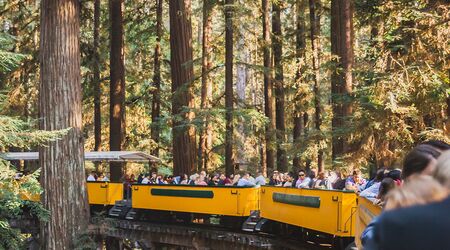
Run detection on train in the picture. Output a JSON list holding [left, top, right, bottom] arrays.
[[27, 182, 379, 249], [5, 152, 381, 249]]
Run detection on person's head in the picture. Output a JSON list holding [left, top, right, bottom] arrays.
[[90, 171, 96, 176], [200, 171, 206, 177], [403, 144, 440, 179], [385, 174, 448, 211], [233, 174, 241, 182], [272, 171, 279, 178], [374, 168, 385, 182], [243, 173, 250, 180], [352, 169, 361, 182], [219, 173, 226, 180], [317, 172, 325, 180], [145, 173, 150, 178], [377, 177, 396, 202], [298, 170, 306, 180], [151, 172, 157, 178], [228, 173, 234, 179], [212, 174, 219, 181], [421, 140, 450, 153], [387, 169, 402, 182], [434, 151, 450, 189]]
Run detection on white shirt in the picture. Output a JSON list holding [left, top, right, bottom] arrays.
[[141, 177, 150, 184], [87, 175, 96, 181], [296, 177, 311, 188], [255, 175, 266, 186], [237, 178, 255, 187], [102, 176, 109, 182]]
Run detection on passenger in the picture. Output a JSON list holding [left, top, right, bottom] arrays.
[[137, 173, 143, 184], [87, 171, 96, 181], [196, 175, 208, 186], [141, 173, 150, 184], [156, 175, 165, 184], [283, 172, 294, 187], [275, 173, 284, 186], [255, 170, 266, 186], [218, 173, 232, 185], [150, 172, 157, 184], [332, 169, 347, 190], [374, 177, 395, 206], [402, 144, 440, 179], [237, 173, 255, 187], [295, 170, 311, 188], [269, 171, 279, 185], [97, 173, 105, 181], [208, 174, 219, 186], [230, 174, 241, 186], [102, 173, 109, 182], [188, 174, 198, 185], [345, 169, 366, 192], [179, 174, 189, 185], [360, 169, 385, 200], [166, 175, 174, 184], [384, 175, 448, 211], [314, 172, 331, 189]]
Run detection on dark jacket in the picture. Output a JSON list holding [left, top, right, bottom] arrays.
[[367, 196, 450, 250]]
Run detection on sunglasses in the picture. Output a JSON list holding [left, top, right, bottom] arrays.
[[299, 174, 305, 176]]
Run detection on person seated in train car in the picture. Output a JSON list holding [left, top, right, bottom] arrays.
[[254, 170, 266, 186], [97, 173, 104, 181], [149, 172, 157, 184], [402, 144, 440, 179], [283, 172, 294, 187], [237, 173, 255, 187], [295, 170, 311, 188], [141, 173, 150, 184], [360, 169, 385, 200], [362, 151, 450, 250], [194, 175, 208, 186], [275, 172, 284, 186], [230, 174, 241, 186], [208, 174, 219, 186], [178, 174, 189, 184], [137, 173, 143, 184], [345, 169, 366, 192], [87, 171, 97, 181], [332, 169, 347, 190], [269, 171, 279, 185], [165, 175, 175, 184], [102, 173, 110, 182], [314, 171, 332, 189]]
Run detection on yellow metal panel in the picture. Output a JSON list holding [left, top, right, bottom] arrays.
[[87, 182, 123, 205], [260, 186, 357, 237], [132, 185, 259, 217], [355, 197, 382, 249]]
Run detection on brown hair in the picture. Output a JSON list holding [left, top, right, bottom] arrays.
[[384, 174, 448, 211]]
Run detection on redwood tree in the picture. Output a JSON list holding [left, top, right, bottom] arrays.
[[293, 0, 307, 170], [262, 0, 275, 175], [39, 0, 89, 248], [151, 0, 163, 157], [169, 0, 197, 175], [309, 0, 324, 172], [199, 0, 215, 170], [272, 1, 287, 172], [331, 0, 354, 163], [93, 0, 101, 153], [109, 0, 126, 181], [224, 0, 234, 176]]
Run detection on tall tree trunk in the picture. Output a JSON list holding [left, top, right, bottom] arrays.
[[224, 0, 234, 176], [309, 0, 324, 172], [109, 0, 126, 181], [199, 0, 215, 171], [39, 0, 90, 248], [293, 0, 307, 170], [169, 0, 197, 175], [272, 1, 287, 172], [151, 0, 163, 157], [262, 0, 274, 175], [93, 0, 101, 154], [331, 0, 354, 164]]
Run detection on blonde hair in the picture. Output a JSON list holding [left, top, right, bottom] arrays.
[[434, 151, 450, 188], [385, 174, 448, 211]]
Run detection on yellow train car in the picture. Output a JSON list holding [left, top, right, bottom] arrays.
[[20, 182, 124, 206], [355, 197, 382, 249], [260, 186, 358, 238], [132, 184, 259, 217], [87, 182, 123, 205]]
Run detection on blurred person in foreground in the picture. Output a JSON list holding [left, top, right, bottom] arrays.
[[364, 150, 450, 250]]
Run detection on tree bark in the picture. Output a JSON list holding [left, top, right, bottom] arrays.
[[169, 0, 197, 176], [199, 0, 215, 171], [151, 0, 163, 157], [225, 0, 234, 176], [309, 0, 324, 172], [272, 1, 287, 172], [39, 0, 90, 248], [109, 0, 126, 181], [293, 0, 307, 170], [331, 0, 354, 164], [262, 0, 274, 175], [93, 0, 101, 154]]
